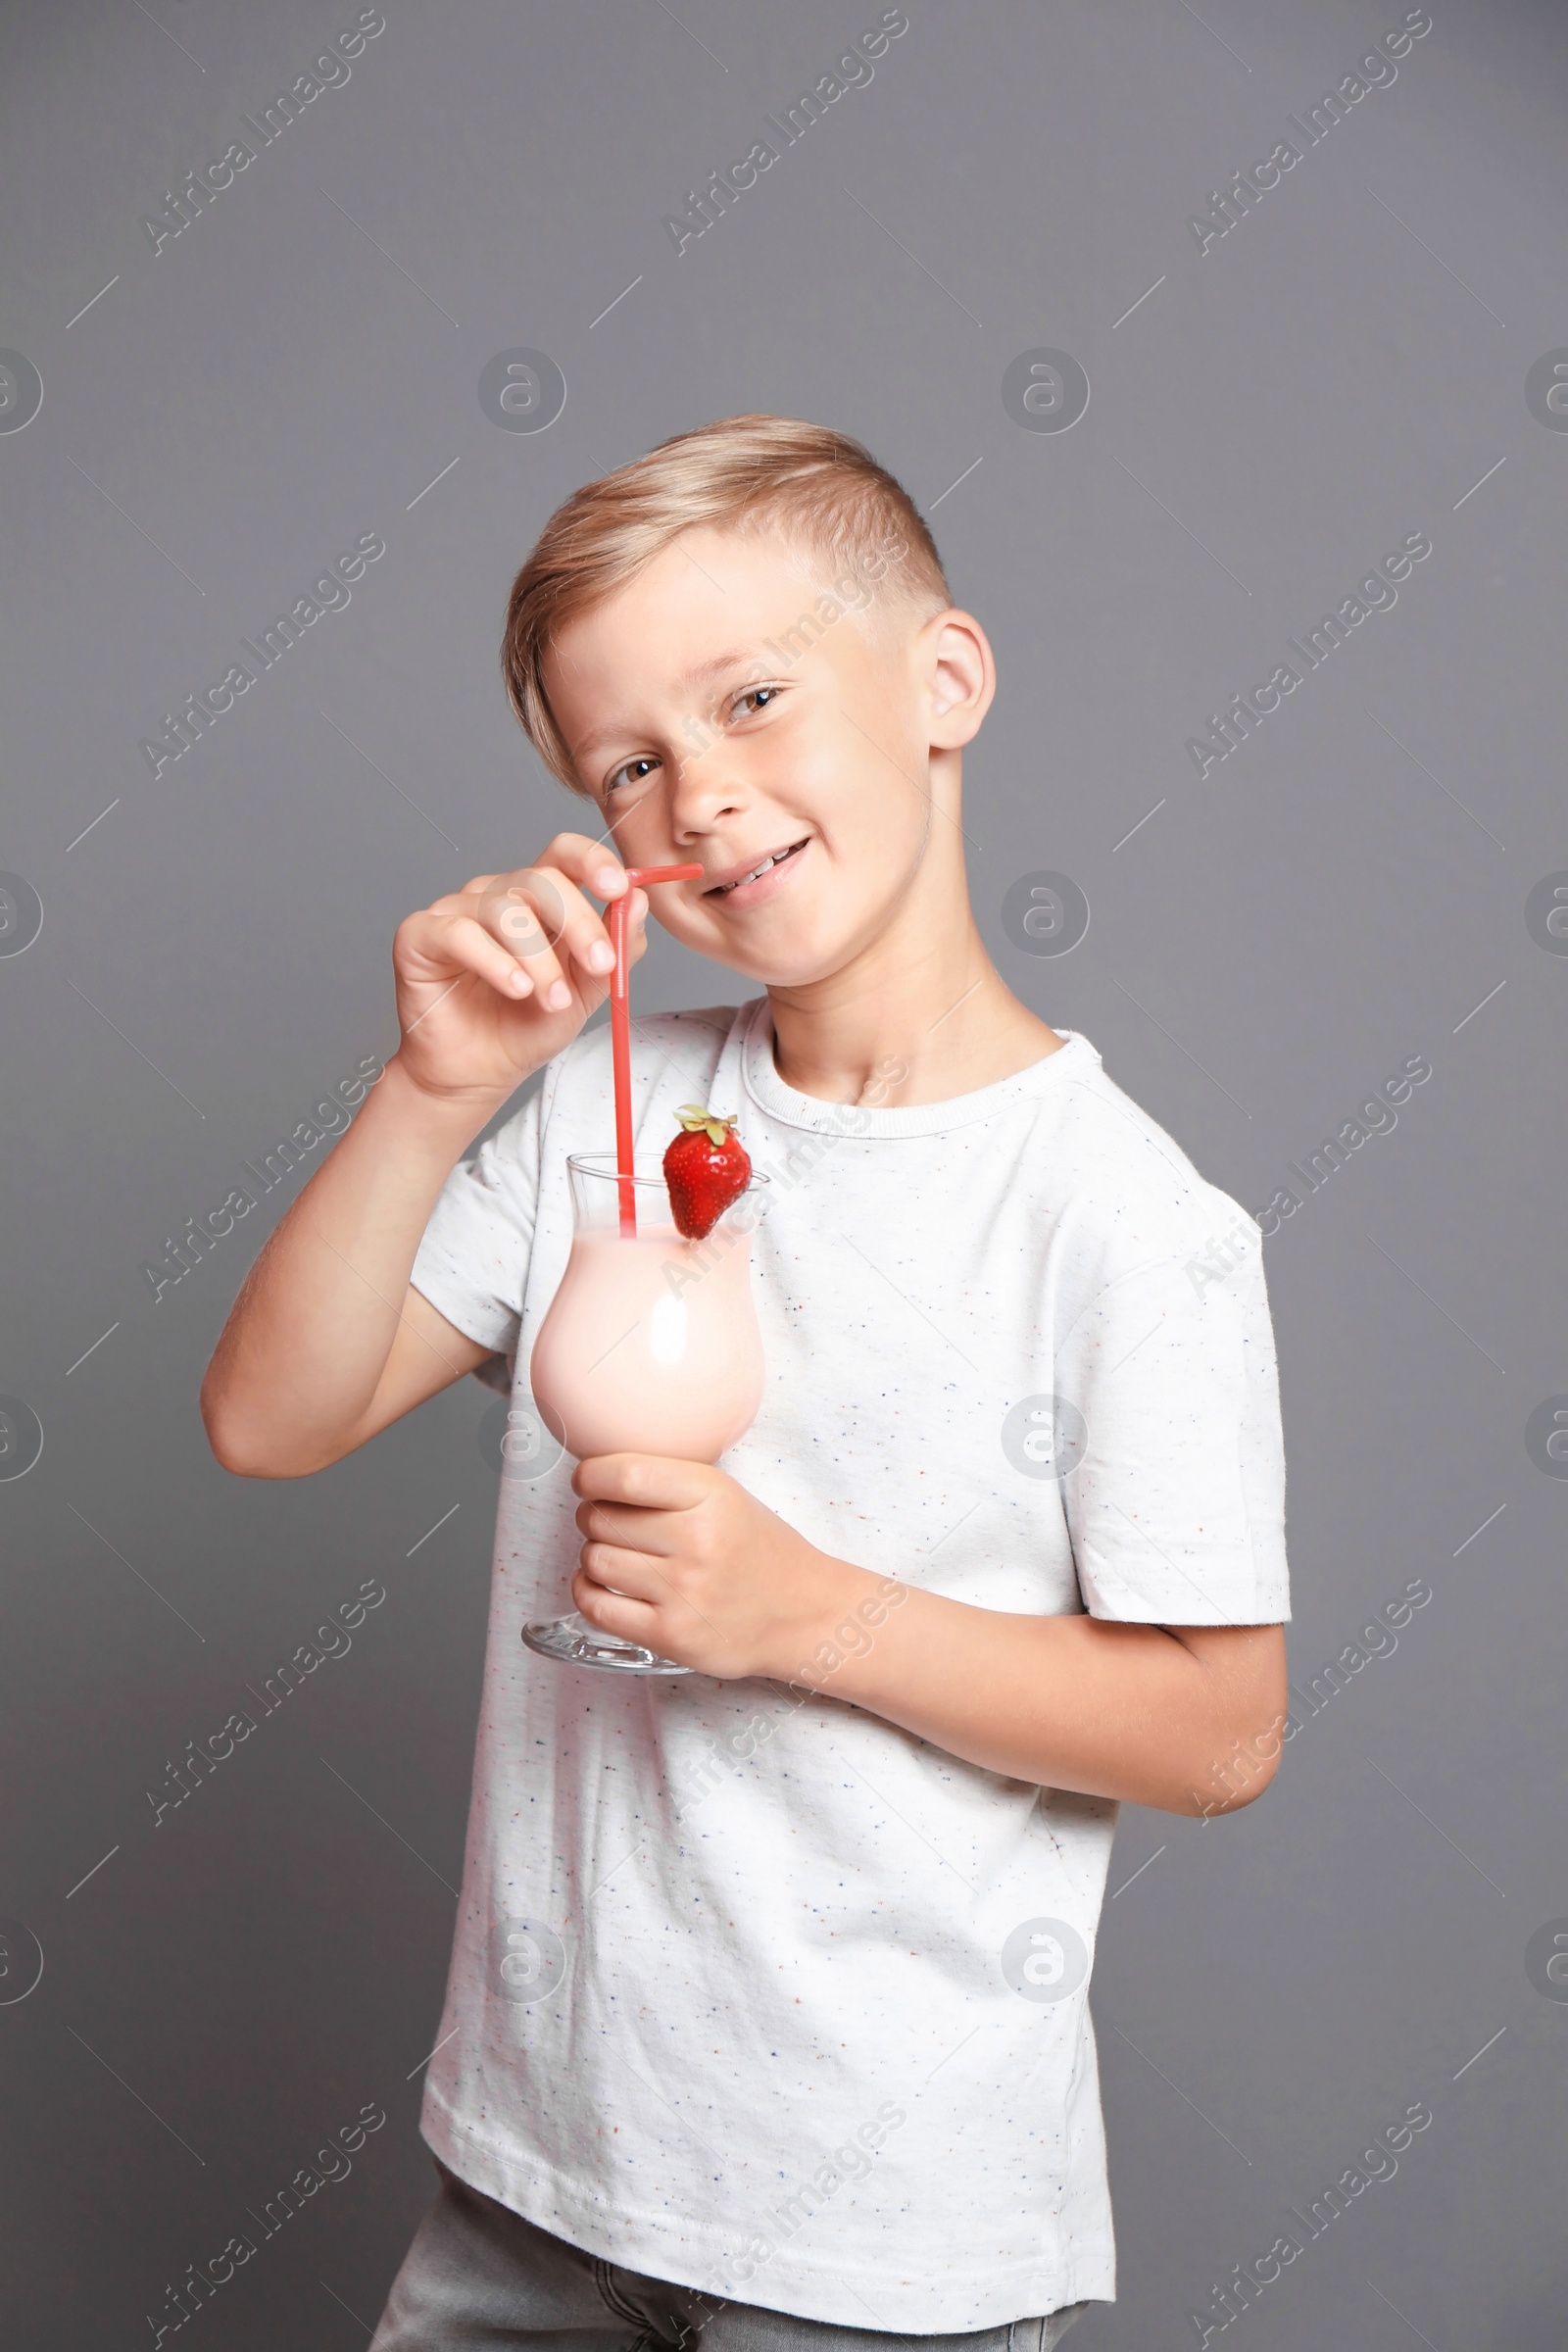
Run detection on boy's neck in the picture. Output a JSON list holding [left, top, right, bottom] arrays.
[[764, 910, 1062, 1109]]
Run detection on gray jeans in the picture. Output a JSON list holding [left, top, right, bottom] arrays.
[[371, 2161, 1091, 2352]]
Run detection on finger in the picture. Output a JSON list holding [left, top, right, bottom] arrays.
[[399, 906, 538, 1001], [578, 1547, 730, 1651], [535, 842, 653, 968], [577, 1542, 669, 1602], [536, 832, 630, 903], [472, 871, 572, 1009], [476, 868, 617, 996], [571, 1565, 663, 1642], [574, 1497, 680, 1554], [572, 1453, 712, 1509]]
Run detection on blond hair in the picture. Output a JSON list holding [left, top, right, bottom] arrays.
[[500, 414, 950, 791]]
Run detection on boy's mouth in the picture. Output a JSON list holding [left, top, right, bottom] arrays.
[[703, 836, 811, 902]]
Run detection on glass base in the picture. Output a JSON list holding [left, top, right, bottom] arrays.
[[521, 1610, 691, 1676]]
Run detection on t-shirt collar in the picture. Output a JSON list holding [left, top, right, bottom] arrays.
[[738, 997, 1096, 1139]]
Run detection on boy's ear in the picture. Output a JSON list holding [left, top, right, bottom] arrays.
[[920, 609, 996, 749]]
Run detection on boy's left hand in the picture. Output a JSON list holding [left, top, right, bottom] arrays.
[[571, 1455, 856, 1679]]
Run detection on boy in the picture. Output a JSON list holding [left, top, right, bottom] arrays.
[[203, 416, 1289, 2347]]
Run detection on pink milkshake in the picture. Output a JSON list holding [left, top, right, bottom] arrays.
[[530, 1219, 763, 1462]]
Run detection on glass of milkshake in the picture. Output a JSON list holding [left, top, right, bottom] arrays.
[[521, 1152, 769, 1674]]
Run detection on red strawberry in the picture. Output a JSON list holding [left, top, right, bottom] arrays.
[[663, 1104, 751, 1240]]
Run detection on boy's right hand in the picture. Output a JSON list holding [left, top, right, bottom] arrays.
[[390, 834, 645, 1111]]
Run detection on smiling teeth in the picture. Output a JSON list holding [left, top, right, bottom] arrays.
[[718, 842, 802, 894]]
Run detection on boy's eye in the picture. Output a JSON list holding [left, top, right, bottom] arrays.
[[731, 684, 781, 719], [605, 755, 661, 798]]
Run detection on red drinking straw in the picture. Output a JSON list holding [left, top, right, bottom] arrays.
[[608, 863, 703, 1236]]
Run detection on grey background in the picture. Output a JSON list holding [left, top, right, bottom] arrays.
[[1, 0, 1564, 2342]]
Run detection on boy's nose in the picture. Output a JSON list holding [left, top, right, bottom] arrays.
[[668, 752, 746, 833]]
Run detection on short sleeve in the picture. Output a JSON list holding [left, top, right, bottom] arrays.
[[1056, 1213, 1290, 1627], [410, 1082, 545, 1377]]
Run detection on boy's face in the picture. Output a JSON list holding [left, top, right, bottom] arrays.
[[542, 525, 982, 990]]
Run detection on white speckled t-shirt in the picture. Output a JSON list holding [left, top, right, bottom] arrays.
[[409, 1001, 1290, 2331]]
